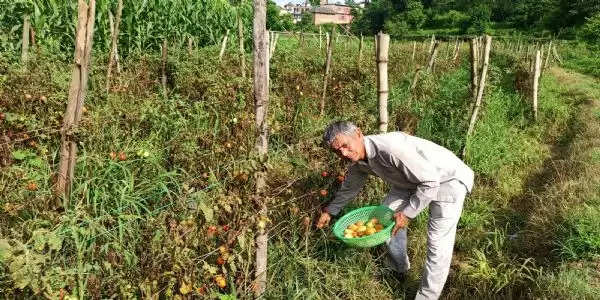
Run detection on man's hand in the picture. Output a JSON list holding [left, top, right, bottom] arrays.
[[316, 212, 331, 229], [392, 212, 410, 235]]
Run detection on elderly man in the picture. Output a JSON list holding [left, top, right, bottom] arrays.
[[316, 121, 474, 300]]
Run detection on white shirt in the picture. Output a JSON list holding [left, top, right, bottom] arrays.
[[326, 132, 474, 218]]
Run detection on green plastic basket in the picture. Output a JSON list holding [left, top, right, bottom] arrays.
[[333, 206, 395, 248]]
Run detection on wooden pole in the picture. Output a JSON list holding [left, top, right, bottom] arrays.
[[161, 39, 168, 98], [409, 67, 423, 91], [470, 38, 479, 102], [463, 35, 492, 158], [533, 50, 541, 121], [29, 26, 36, 50], [188, 36, 193, 54], [238, 12, 246, 78], [21, 14, 30, 63], [219, 29, 229, 62], [544, 41, 552, 69], [452, 39, 460, 63], [426, 41, 440, 72], [319, 26, 322, 50], [269, 32, 278, 60], [428, 34, 435, 54], [253, 0, 269, 296], [321, 27, 335, 116], [55, 0, 96, 203], [376, 32, 390, 133], [552, 44, 562, 65], [374, 34, 378, 56], [411, 41, 416, 62], [106, 0, 123, 92], [358, 34, 363, 69]]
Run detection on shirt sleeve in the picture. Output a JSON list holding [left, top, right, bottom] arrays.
[[388, 147, 441, 219], [326, 163, 369, 216]]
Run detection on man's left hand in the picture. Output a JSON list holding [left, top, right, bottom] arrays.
[[392, 212, 410, 235]]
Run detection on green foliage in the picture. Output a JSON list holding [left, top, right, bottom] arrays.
[[295, 12, 317, 32], [427, 10, 469, 29], [384, 0, 426, 37], [267, 0, 294, 31], [555, 206, 600, 260], [0, 0, 250, 56], [578, 13, 600, 45], [461, 4, 491, 34]]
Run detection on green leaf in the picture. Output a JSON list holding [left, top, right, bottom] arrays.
[[47, 233, 63, 251], [0, 239, 13, 262], [31, 229, 49, 252], [11, 149, 35, 160], [193, 191, 213, 223], [28, 157, 44, 168]]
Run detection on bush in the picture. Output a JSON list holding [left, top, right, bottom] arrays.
[[578, 13, 600, 45], [461, 4, 492, 35], [383, 0, 425, 37], [429, 10, 469, 29]]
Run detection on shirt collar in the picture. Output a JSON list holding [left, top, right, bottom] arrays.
[[362, 135, 376, 163]]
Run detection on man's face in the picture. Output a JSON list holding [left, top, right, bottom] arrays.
[[330, 129, 365, 162]]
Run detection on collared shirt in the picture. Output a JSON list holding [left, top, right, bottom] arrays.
[[326, 132, 474, 218]]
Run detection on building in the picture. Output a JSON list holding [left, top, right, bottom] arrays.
[[282, 1, 312, 23], [312, 0, 353, 25]]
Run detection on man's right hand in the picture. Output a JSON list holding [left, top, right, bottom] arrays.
[[316, 212, 331, 229]]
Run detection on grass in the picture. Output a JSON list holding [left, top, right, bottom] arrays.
[[1, 35, 600, 299]]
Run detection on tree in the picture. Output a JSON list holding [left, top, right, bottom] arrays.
[[579, 13, 600, 46], [384, 0, 425, 37], [461, 3, 491, 34], [295, 11, 317, 32], [266, 0, 294, 31]]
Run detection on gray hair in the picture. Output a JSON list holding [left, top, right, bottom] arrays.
[[322, 121, 358, 147]]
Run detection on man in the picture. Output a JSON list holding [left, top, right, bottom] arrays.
[[316, 121, 474, 300]]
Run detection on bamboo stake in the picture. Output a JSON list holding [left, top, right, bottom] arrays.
[[358, 34, 363, 69], [161, 39, 168, 97], [533, 50, 541, 121], [219, 29, 229, 62], [21, 14, 30, 62], [106, 0, 123, 92], [410, 67, 423, 91], [552, 44, 562, 65], [55, 0, 96, 203], [376, 32, 390, 133], [452, 39, 460, 63], [319, 26, 322, 50], [426, 41, 439, 72], [428, 34, 435, 54], [29, 26, 36, 50], [544, 41, 552, 69], [470, 38, 479, 102], [253, 0, 269, 296], [463, 35, 492, 158], [321, 28, 335, 116], [238, 12, 246, 78], [269, 33, 278, 60]]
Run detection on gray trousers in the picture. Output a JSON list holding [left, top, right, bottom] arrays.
[[383, 180, 467, 300]]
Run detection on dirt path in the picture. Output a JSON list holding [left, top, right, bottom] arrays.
[[513, 67, 600, 263]]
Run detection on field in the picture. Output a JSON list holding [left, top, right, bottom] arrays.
[[2, 4, 600, 299]]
